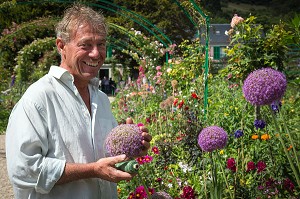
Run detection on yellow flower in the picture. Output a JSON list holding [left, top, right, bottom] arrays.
[[219, 150, 224, 155], [251, 134, 259, 140], [261, 134, 271, 141]]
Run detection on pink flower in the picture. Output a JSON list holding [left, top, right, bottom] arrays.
[[156, 66, 161, 70], [230, 14, 244, 28], [152, 146, 160, 154]]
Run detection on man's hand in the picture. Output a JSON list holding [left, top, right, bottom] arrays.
[[126, 118, 152, 157], [93, 154, 135, 183]]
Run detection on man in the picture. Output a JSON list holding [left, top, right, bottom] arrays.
[[6, 3, 151, 199]]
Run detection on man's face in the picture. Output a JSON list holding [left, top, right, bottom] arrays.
[[60, 23, 106, 83]]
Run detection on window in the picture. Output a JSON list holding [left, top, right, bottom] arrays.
[[213, 46, 220, 60]]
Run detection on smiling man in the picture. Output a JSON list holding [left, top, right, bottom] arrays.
[[5, 3, 151, 199]]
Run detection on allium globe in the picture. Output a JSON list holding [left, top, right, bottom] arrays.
[[242, 68, 287, 106], [152, 191, 173, 199], [197, 126, 228, 152], [105, 124, 144, 158]]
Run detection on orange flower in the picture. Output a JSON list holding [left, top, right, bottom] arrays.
[[261, 134, 271, 141], [287, 145, 293, 151], [251, 134, 259, 140]]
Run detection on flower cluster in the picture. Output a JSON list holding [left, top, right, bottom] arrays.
[[180, 185, 196, 199], [246, 160, 267, 173], [242, 68, 287, 106], [136, 155, 153, 165], [197, 126, 228, 152], [105, 124, 144, 158], [128, 185, 155, 199], [230, 14, 244, 28]]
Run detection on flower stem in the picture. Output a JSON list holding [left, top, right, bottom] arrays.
[[268, 106, 300, 189], [137, 173, 152, 199], [216, 152, 234, 199]]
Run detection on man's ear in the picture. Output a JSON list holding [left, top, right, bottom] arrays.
[[56, 38, 65, 54]]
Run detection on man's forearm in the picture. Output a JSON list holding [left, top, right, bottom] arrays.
[[56, 162, 96, 184]]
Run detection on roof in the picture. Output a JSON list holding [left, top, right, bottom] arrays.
[[200, 24, 231, 46]]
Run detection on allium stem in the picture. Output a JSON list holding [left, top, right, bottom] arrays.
[[268, 106, 300, 189]]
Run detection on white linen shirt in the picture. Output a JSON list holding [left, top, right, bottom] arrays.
[[6, 66, 118, 199]]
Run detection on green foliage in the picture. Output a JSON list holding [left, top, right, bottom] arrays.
[[220, 15, 292, 82], [16, 37, 58, 83]]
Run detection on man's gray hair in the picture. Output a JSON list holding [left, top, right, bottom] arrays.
[[55, 3, 108, 43]]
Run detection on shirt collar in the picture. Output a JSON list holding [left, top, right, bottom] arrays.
[[48, 66, 100, 87]]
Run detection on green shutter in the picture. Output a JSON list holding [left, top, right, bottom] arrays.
[[213, 46, 220, 60]]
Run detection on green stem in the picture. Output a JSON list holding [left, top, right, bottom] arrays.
[[278, 107, 300, 173], [138, 173, 152, 199], [216, 152, 234, 199], [268, 106, 300, 189]]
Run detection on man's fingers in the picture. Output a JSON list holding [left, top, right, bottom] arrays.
[[126, 118, 133, 124]]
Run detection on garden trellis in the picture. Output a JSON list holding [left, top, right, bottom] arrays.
[[16, 0, 210, 119]]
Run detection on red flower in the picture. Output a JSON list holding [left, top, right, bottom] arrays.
[[151, 146, 160, 154], [226, 158, 236, 172], [191, 92, 198, 99], [246, 161, 256, 172], [178, 100, 184, 108], [256, 161, 266, 173]]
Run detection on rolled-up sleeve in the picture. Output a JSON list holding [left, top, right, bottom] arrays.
[[6, 98, 65, 194]]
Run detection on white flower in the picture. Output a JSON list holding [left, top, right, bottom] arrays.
[[167, 183, 173, 188]]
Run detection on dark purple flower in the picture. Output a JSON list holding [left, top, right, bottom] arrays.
[[105, 124, 144, 158], [234, 129, 244, 138], [271, 100, 282, 114], [283, 178, 295, 192], [254, 119, 266, 129], [242, 68, 287, 106], [198, 126, 228, 152]]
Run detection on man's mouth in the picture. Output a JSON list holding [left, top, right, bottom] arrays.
[[84, 61, 99, 68]]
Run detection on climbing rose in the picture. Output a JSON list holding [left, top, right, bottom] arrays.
[[242, 68, 287, 106], [105, 124, 144, 158], [230, 14, 244, 28], [198, 126, 228, 152]]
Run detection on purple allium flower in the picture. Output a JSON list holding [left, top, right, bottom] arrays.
[[234, 129, 244, 138], [242, 68, 287, 106], [254, 119, 266, 129], [152, 191, 173, 199], [105, 124, 144, 158], [198, 126, 228, 152]]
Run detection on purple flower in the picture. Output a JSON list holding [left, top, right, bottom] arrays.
[[233, 129, 244, 138], [152, 191, 173, 199], [105, 124, 144, 158], [271, 100, 282, 114], [242, 68, 287, 106], [254, 119, 266, 129], [198, 126, 228, 152]]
